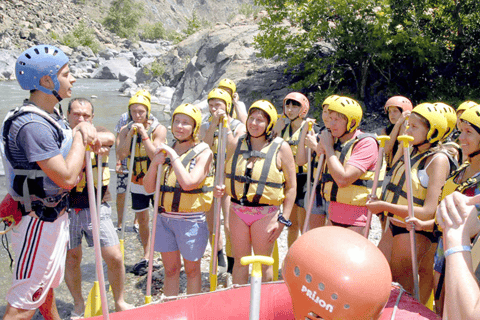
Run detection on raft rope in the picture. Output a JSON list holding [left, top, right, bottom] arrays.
[[1, 226, 14, 270]]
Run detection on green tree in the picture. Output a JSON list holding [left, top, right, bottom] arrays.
[[61, 20, 100, 53], [254, 0, 480, 108], [103, 0, 144, 39]]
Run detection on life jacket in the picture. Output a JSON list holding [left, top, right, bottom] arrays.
[[381, 148, 441, 223], [225, 135, 285, 206], [70, 154, 110, 209], [126, 120, 160, 185], [1, 104, 73, 222], [321, 133, 385, 207], [441, 162, 480, 200], [159, 142, 214, 213], [282, 121, 308, 174]]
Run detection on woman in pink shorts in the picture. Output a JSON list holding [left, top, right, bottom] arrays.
[[215, 100, 296, 284]]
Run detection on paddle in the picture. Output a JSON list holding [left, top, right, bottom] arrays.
[[305, 122, 313, 226], [210, 117, 228, 291], [240, 255, 275, 320], [303, 154, 325, 234], [84, 150, 110, 319], [120, 128, 137, 263], [85, 154, 105, 317], [145, 161, 163, 304], [272, 241, 279, 281], [363, 135, 389, 239], [397, 135, 420, 301]]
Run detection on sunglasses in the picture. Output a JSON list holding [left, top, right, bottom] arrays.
[[285, 99, 301, 107]]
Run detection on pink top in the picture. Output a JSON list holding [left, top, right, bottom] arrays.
[[328, 130, 379, 227]]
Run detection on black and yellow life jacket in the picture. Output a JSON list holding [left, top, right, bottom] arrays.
[[441, 162, 480, 200], [321, 133, 385, 206], [70, 154, 110, 209], [126, 121, 159, 185], [225, 135, 285, 206], [159, 142, 214, 213], [282, 121, 308, 174]]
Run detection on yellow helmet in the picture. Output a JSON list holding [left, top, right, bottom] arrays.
[[128, 92, 151, 118], [434, 102, 457, 139], [172, 103, 202, 137], [327, 96, 363, 133], [459, 105, 480, 134], [322, 95, 340, 108], [208, 88, 232, 114], [412, 103, 447, 144], [457, 100, 478, 114], [248, 100, 278, 135], [218, 78, 236, 95]]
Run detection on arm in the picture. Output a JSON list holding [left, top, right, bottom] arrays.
[[437, 192, 480, 320], [143, 150, 166, 194], [367, 153, 450, 220], [296, 120, 318, 167], [279, 142, 297, 221], [232, 95, 248, 124], [384, 111, 409, 159], [142, 123, 167, 160], [116, 125, 133, 161], [37, 127, 94, 189], [159, 144, 213, 191]]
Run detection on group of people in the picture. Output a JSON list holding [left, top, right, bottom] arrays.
[[1, 43, 480, 320]]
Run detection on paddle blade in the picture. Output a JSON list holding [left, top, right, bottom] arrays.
[[210, 274, 218, 292], [145, 295, 152, 304], [84, 281, 103, 317], [120, 239, 125, 263]]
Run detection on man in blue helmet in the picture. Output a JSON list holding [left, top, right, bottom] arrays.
[[1, 45, 98, 320]]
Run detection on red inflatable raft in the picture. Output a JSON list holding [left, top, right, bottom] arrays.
[[90, 282, 440, 319]]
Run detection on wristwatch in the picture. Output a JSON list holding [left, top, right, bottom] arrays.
[[277, 214, 292, 227]]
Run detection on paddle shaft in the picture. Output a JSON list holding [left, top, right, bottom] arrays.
[[146, 163, 163, 302], [210, 119, 227, 291], [399, 136, 420, 301], [305, 122, 313, 216], [363, 136, 389, 239], [120, 129, 138, 251], [303, 154, 325, 234], [86, 151, 110, 319]]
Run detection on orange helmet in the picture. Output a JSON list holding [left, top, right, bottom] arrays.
[[283, 92, 310, 118], [283, 226, 392, 320], [384, 95, 413, 113]]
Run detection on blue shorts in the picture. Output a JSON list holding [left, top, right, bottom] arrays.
[[312, 192, 329, 216], [434, 238, 444, 274], [132, 192, 154, 212], [154, 214, 209, 262], [68, 203, 119, 249]]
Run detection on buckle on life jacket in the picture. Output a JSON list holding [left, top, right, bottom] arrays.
[[158, 206, 166, 214], [20, 194, 70, 223]]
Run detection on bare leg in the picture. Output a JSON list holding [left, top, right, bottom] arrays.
[[3, 304, 36, 320], [308, 214, 326, 230], [251, 211, 279, 282], [287, 204, 306, 247], [116, 192, 126, 229], [183, 258, 202, 295], [101, 244, 133, 312], [161, 250, 182, 296], [65, 245, 85, 316], [38, 289, 61, 320], [136, 209, 150, 259], [229, 206, 252, 285]]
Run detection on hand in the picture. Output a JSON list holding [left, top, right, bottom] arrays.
[[437, 192, 480, 240], [130, 123, 146, 138], [156, 143, 176, 159], [115, 162, 126, 174], [213, 185, 225, 198], [399, 110, 411, 124], [276, 115, 286, 130], [94, 145, 111, 157], [151, 148, 167, 166], [233, 92, 240, 103], [318, 129, 334, 151], [75, 122, 98, 146], [305, 130, 318, 150], [267, 220, 284, 243], [212, 108, 227, 126], [405, 217, 427, 232], [366, 198, 386, 214]]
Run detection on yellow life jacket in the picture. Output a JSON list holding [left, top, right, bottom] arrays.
[[381, 149, 436, 222], [159, 142, 214, 213], [212, 118, 242, 158], [127, 121, 159, 185], [225, 135, 285, 206], [75, 154, 110, 192], [321, 133, 385, 206], [282, 121, 308, 174]]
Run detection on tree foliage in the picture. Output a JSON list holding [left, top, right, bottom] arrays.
[[254, 0, 480, 109], [61, 20, 100, 53], [103, 0, 143, 39]]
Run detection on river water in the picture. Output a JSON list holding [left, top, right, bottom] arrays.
[[0, 79, 173, 318]]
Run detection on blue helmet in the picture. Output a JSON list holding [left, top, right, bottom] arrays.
[[15, 45, 69, 95]]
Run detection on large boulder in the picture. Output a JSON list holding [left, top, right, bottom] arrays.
[[0, 49, 18, 80], [168, 23, 292, 111], [91, 57, 138, 81]]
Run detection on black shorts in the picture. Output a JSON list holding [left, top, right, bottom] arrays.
[[295, 173, 308, 208], [390, 222, 438, 243]]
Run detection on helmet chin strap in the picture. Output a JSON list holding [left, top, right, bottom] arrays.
[[468, 149, 480, 158], [175, 135, 194, 144], [52, 90, 63, 103]]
